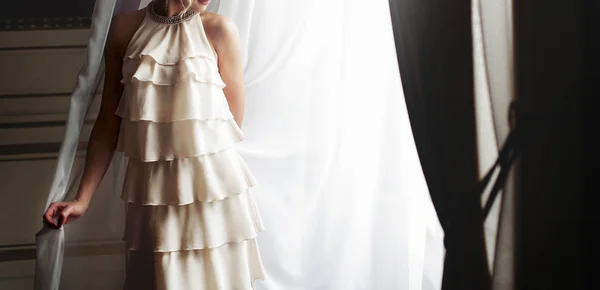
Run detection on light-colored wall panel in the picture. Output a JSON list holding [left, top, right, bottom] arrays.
[[0, 156, 125, 246], [0, 96, 71, 116], [0, 29, 89, 48], [0, 158, 58, 245], [0, 260, 34, 290], [0, 95, 101, 118], [0, 26, 123, 289], [0, 252, 125, 290], [0, 124, 93, 145], [0, 28, 121, 249], [0, 48, 87, 95]]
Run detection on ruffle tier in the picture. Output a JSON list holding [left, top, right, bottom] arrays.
[[116, 118, 243, 161], [123, 148, 257, 205], [121, 56, 225, 87], [117, 78, 232, 122], [124, 191, 264, 252], [125, 239, 265, 290]]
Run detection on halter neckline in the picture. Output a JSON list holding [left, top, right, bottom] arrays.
[[147, 1, 199, 25]]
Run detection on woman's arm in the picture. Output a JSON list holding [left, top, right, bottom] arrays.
[[212, 17, 246, 127], [43, 18, 125, 228], [72, 27, 124, 207]]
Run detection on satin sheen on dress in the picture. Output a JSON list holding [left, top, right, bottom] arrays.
[[117, 3, 265, 289]]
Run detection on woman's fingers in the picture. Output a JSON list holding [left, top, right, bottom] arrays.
[[44, 202, 59, 228], [43, 201, 87, 229], [58, 206, 74, 228], [44, 202, 67, 228]]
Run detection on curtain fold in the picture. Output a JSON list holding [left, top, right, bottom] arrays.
[[388, 0, 491, 289]]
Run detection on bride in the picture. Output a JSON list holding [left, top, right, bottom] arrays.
[[43, 1, 266, 289]]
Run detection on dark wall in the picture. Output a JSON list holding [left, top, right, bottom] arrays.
[[1, 0, 95, 30]]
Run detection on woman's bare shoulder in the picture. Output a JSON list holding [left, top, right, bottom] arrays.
[[201, 12, 239, 43], [109, 9, 146, 53]]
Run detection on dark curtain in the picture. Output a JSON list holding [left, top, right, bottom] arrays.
[[513, 0, 591, 289], [387, 1, 490, 289], [389, 0, 596, 289], [582, 0, 600, 288]]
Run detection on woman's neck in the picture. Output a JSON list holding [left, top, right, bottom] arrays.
[[155, 0, 205, 17]]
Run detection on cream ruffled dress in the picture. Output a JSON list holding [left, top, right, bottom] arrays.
[[115, 2, 266, 289]]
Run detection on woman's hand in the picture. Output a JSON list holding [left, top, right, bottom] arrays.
[[43, 199, 89, 229]]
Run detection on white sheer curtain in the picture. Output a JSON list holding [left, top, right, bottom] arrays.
[[214, 1, 444, 289], [37, 0, 444, 289]]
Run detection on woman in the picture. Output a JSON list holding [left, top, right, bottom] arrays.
[[43, 0, 266, 288]]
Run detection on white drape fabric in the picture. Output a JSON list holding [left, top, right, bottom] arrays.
[[35, 0, 444, 289], [214, 1, 444, 289]]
